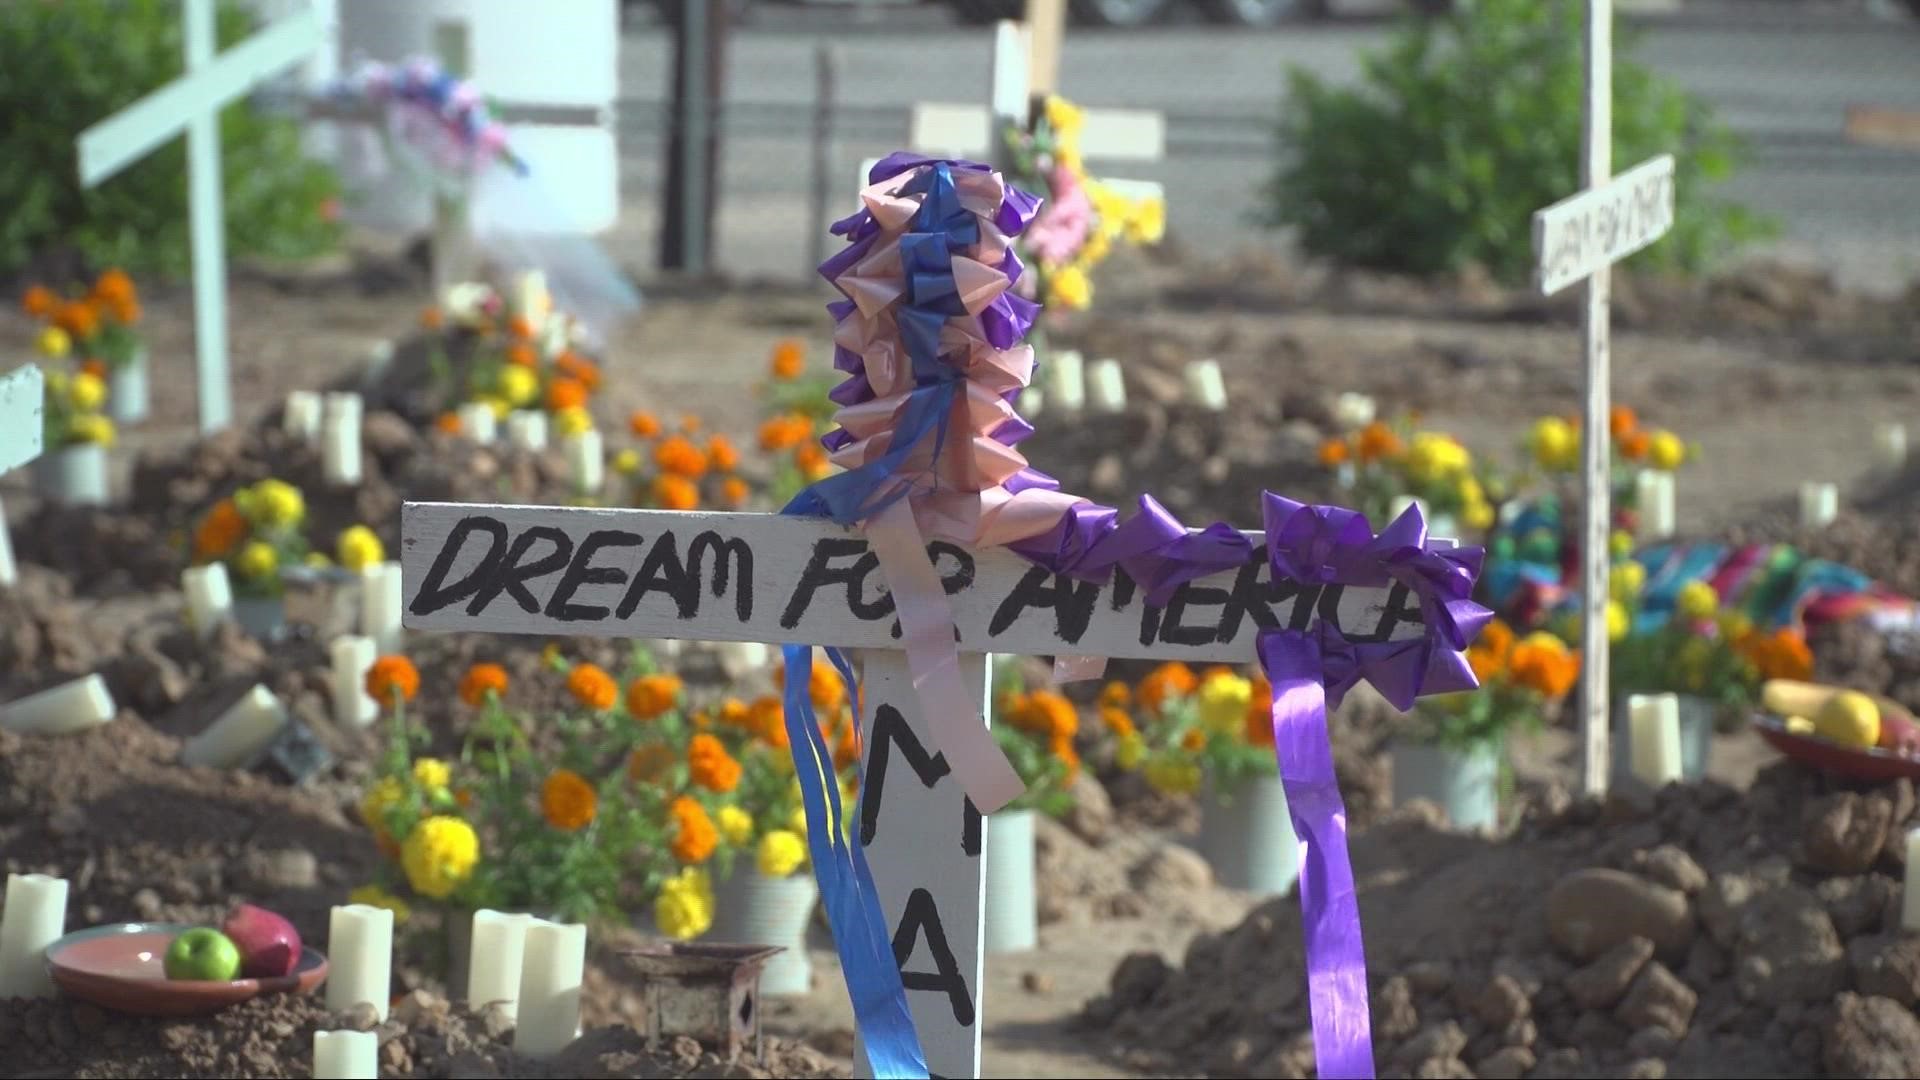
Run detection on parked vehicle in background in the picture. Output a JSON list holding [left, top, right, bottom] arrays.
[[947, 0, 1304, 26]]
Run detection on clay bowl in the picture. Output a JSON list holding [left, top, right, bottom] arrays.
[[1752, 713, 1920, 784], [45, 922, 329, 1017]]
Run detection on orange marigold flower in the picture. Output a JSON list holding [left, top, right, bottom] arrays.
[[794, 443, 828, 474], [508, 316, 534, 341], [689, 733, 743, 793], [810, 663, 846, 713], [1318, 438, 1351, 467], [541, 769, 598, 831], [670, 796, 718, 863], [104, 295, 140, 325], [1025, 690, 1078, 738], [1356, 421, 1403, 463], [80, 358, 107, 380], [628, 744, 674, 783], [771, 339, 805, 380], [655, 434, 708, 478], [706, 435, 740, 473], [1609, 405, 1638, 439], [1181, 729, 1208, 752], [1051, 733, 1080, 779], [91, 269, 136, 306], [750, 695, 788, 750], [626, 673, 684, 719], [833, 719, 861, 770], [546, 376, 589, 412], [1099, 681, 1131, 708], [1099, 706, 1135, 738], [366, 655, 420, 706], [435, 412, 463, 435], [194, 499, 249, 560], [652, 474, 700, 511], [459, 663, 509, 707], [1466, 618, 1515, 684], [757, 415, 808, 452], [21, 285, 57, 318], [555, 350, 602, 391], [420, 306, 445, 330], [506, 342, 538, 368], [1742, 627, 1813, 682], [54, 301, 98, 340], [1137, 661, 1198, 714], [629, 410, 662, 438], [1619, 430, 1650, 461], [721, 476, 750, 509], [1508, 634, 1580, 699], [567, 663, 618, 711]]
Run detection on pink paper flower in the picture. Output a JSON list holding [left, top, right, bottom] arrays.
[[1024, 164, 1091, 267]]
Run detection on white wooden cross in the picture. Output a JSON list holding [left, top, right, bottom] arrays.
[[0, 365, 48, 588], [1528, 0, 1676, 796], [74, 0, 326, 435], [399, 501, 1424, 1078]]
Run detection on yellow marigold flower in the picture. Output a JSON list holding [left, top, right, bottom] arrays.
[[36, 326, 71, 359], [358, 776, 405, 838], [1647, 430, 1686, 471], [479, 394, 512, 420], [788, 804, 808, 835], [1611, 561, 1646, 602], [239, 479, 305, 529], [68, 372, 106, 412], [234, 540, 279, 582], [1196, 671, 1254, 736], [400, 816, 480, 899], [756, 829, 808, 878], [412, 758, 451, 792], [1610, 530, 1635, 561], [1047, 264, 1092, 311], [553, 406, 594, 438], [1529, 416, 1579, 473], [654, 867, 715, 941], [1719, 610, 1754, 642], [67, 414, 115, 447], [496, 364, 539, 407], [1116, 732, 1146, 770], [1464, 499, 1495, 531], [612, 448, 641, 475], [1144, 757, 1202, 795], [1606, 600, 1630, 642], [717, 805, 755, 846], [1404, 432, 1471, 486], [347, 885, 411, 923], [1676, 580, 1718, 622], [336, 525, 385, 572], [1044, 94, 1083, 137], [1124, 196, 1166, 246]]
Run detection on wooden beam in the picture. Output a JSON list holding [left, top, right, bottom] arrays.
[[1845, 105, 1920, 152]]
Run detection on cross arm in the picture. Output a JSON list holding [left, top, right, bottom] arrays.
[[0, 366, 46, 477]]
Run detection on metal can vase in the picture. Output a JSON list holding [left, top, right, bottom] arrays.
[[106, 349, 149, 424], [984, 808, 1037, 953], [1199, 773, 1299, 895], [704, 867, 819, 996], [232, 596, 288, 642], [1390, 738, 1501, 833], [34, 443, 110, 507]]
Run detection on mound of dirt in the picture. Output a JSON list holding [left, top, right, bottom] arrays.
[[1084, 763, 1920, 1079]]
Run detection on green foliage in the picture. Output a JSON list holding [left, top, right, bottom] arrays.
[[1261, 0, 1773, 283], [0, 0, 342, 277]]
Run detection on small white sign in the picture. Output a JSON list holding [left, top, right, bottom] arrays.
[[0, 367, 46, 477], [1532, 153, 1676, 296]]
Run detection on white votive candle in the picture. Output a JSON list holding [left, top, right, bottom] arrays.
[[507, 411, 548, 452], [326, 904, 395, 1020], [1903, 827, 1920, 932], [1047, 350, 1085, 414], [330, 635, 379, 729], [0, 873, 68, 998], [565, 430, 604, 495], [1183, 360, 1227, 412], [1087, 359, 1127, 414], [466, 910, 532, 1019], [284, 391, 323, 443], [0, 498, 17, 588], [1636, 470, 1676, 540], [515, 920, 587, 1058], [0, 675, 117, 736], [359, 562, 403, 654], [1388, 495, 1428, 525], [457, 402, 498, 444], [182, 562, 234, 639], [1799, 482, 1838, 528], [1022, 387, 1044, 418], [179, 685, 288, 769], [1629, 693, 1684, 787], [312, 1030, 377, 1080], [322, 395, 363, 487], [1877, 423, 1907, 472]]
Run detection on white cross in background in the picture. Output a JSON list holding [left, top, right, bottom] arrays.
[[73, 0, 327, 435]]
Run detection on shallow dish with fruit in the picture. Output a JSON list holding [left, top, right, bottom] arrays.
[[1752, 678, 1920, 783], [44, 920, 328, 1017]]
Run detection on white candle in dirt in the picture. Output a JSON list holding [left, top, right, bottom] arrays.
[[322, 395, 363, 487], [1798, 482, 1838, 528], [283, 391, 323, 443], [1087, 359, 1127, 414], [1388, 495, 1428, 524], [1182, 360, 1227, 412], [565, 430, 604, 495], [182, 562, 234, 639], [1046, 350, 1085, 414], [312, 1030, 377, 1080], [0, 497, 16, 588], [1635, 470, 1676, 540], [359, 563, 403, 654], [466, 910, 533, 1019], [515, 270, 553, 335], [1022, 387, 1044, 419], [1628, 693, 1683, 787], [515, 920, 587, 1058], [178, 685, 287, 769], [0, 873, 68, 998], [1876, 423, 1907, 471], [1903, 828, 1920, 932], [330, 635, 379, 729], [0, 675, 117, 736], [326, 904, 395, 1020], [457, 402, 498, 444], [507, 411, 549, 452]]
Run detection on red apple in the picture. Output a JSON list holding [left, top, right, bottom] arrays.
[[222, 903, 302, 978]]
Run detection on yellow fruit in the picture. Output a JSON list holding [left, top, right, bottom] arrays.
[[1814, 691, 1880, 749], [1784, 715, 1815, 736]]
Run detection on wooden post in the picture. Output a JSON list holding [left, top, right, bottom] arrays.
[[1022, 0, 1066, 102], [430, 19, 473, 303], [806, 43, 840, 278]]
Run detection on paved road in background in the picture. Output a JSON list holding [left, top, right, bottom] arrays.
[[608, 4, 1920, 290]]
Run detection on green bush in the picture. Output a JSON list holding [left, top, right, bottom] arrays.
[[0, 0, 342, 278], [1260, 0, 1773, 284]]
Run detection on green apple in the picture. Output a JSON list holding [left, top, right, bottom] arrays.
[[164, 927, 243, 982]]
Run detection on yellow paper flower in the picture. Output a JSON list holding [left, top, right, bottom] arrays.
[[654, 867, 715, 940], [1676, 580, 1718, 622], [400, 815, 480, 899], [36, 326, 71, 359], [1196, 672, 1253, 736], [234, 540, 279, 582], [1529, 417, 1579, 472], [1044, 95, 1084, 138], [347, 885, 411, 923], [412, 758, 451, 792], [1606, 600, 1630, 642], [1047, 264, 1092, 310], [717, 805, 754, 846], [336, 525, 384, 572], [67, 414, 115, 447], [553, 406, 593, 438], [496, 365, 539, 407], [756, 829, 808, 878], [68, 372, 106, 412], [1124, 196, 1166, 246]]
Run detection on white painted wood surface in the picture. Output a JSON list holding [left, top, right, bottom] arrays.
[[0, 366, 46, 478], [903, 102, 1164, 164], [1532, 153, 1675, 297], [75, 0, 324, 434], [398, 503, 1425, 662], [850, 651, 989, 1080]]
